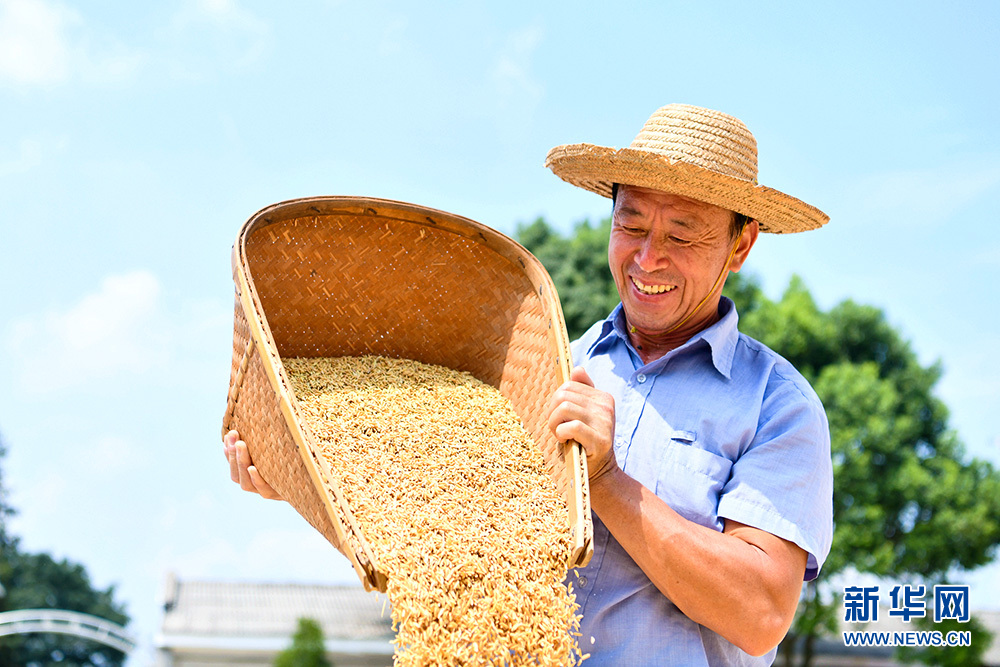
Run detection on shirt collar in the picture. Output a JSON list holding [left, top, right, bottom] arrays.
[[587, 298, 740, 379]]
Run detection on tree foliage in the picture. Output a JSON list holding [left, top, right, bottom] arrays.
[[0, 434, 131, 667], [732, 277, 1000, 666], [0, 432, 15, 551], [517, 216, 1000, 666], [734, 277, 1000, 578], [517, 216, 618, 340], [896, 614, 993, 667], [274, 617, 333, 667]]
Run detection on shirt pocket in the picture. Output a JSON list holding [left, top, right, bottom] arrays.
[[654, 429, 734, 531]]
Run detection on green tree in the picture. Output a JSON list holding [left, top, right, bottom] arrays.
[[897, 614, 993, 667], [1, 432, 15, 551], [517, 216, 619, 340], [274, 617, 333, 667], [732, 276, 1000, 667], [0, 434, 131, 667], [516, 217, 1000, 667]]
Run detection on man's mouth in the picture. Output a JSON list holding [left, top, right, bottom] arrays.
[[631, 277, 676, 295]]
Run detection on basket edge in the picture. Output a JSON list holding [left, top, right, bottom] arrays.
[[235, 195, 594, 571], [231, 237, 387, 592]]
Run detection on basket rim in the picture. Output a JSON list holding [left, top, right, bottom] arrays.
[[231, 195, 594, 589]]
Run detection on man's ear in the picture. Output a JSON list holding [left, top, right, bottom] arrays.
[[729, 220, 760, 273]]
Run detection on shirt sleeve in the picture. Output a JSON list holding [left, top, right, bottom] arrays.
[[716, 364, 834, 581]]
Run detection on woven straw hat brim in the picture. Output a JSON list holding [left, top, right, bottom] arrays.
[[546, 143, 829, 234]]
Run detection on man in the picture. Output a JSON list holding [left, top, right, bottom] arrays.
[[224, 103, 833, 665], [542, 103, 833, 665]]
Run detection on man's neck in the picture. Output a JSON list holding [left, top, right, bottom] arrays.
[[626, 306, 722, 365]]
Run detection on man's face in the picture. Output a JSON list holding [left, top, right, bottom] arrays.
[[608, 185, 756, 337]]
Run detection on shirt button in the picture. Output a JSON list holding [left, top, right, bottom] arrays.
[[578, 576, 588, 588], [636, 373, 647, 383]]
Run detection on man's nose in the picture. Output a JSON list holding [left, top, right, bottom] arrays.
[[634, 236, 670, 272]]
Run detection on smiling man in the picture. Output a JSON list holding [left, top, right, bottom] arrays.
[[544, 104, 833, 665], [223, 103, 834, 666]]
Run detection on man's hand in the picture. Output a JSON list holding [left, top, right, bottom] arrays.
[[222, 430, 284, 500], [547, 366, 618, 483]]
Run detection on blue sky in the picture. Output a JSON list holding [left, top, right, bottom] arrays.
[[2, 1, 999, 663]]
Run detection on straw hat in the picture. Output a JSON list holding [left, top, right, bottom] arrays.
[[545, 103, 828, 234]]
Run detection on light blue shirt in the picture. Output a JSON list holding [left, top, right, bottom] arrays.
[[570, 298, 833, 666]]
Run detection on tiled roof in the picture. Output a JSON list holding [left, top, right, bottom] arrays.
[[159, 573, 394, 641]]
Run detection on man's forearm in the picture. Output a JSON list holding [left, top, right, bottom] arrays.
[[589, 467, 807, 657]]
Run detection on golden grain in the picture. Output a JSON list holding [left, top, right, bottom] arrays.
[[285, 355, 583, 666]]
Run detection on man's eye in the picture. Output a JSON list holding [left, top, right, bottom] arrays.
[[670, 236, 692, 246]]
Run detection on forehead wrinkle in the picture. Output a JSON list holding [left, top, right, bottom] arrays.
[[614, 204, 638, 218], [616, 203, 701, 229], [616, 184, 730, 231], [663, 214, 719, 241]]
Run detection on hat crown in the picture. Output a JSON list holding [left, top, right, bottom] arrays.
[[629, 104, 759, 184], [543, 101, 829, 233]]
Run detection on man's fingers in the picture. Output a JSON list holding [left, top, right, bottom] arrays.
[[224, 430, 235, 464], [235, 442, 258, 492], [224, 430, 240, 483], [227, 440, 240, 483], [548, 397, 614, 458], [547, 382, 603, 427], [248, 465, 283, 501], [222, 429, 284, 501], [547, 399, 598, 437], [235, 441, 283, 500], [548, 382, 614, 432], [554, 419, 597, 449], [554, 419, 618, 482], [547, 370, 618, 482], [570, 366, 594, 387], [553, 378, 601, 401]]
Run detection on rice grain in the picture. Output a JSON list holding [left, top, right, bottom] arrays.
[[285, 355, 584, 666]]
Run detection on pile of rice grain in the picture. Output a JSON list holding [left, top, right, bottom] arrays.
[[284, 355, 584, 666]]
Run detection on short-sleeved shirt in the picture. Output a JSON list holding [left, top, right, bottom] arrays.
[[569, 298, 833, 666]]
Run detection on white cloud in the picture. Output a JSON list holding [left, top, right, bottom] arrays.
[[170, 529, 359, 584], [157, 490, 226, 535], [243, 529, 359, 583], [0, 138, 44, 175], [492, 22, 544, 111], [76, 41, 145, 85], [853, 162, 1000, 224], [966, 562, 1000, 611], [9, 468, 66, 524], [6, 434, 151, 538], [0, 0, 143, 87], [0, 0, 276, 88], [970, 243, 1000, 268], [7, 270, 169, 392], [0, 0, 76, 85], [378, 15, 408, 57], [86, 435, 153, 477], [165, 0, 270, 77], [156, 490, 359, 584], [177, 0, 267, 40]]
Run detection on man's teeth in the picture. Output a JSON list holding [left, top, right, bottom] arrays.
[[633, 278, 675, 295]]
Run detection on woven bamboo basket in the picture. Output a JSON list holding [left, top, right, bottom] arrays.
[[222, 196, 594, 592]]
